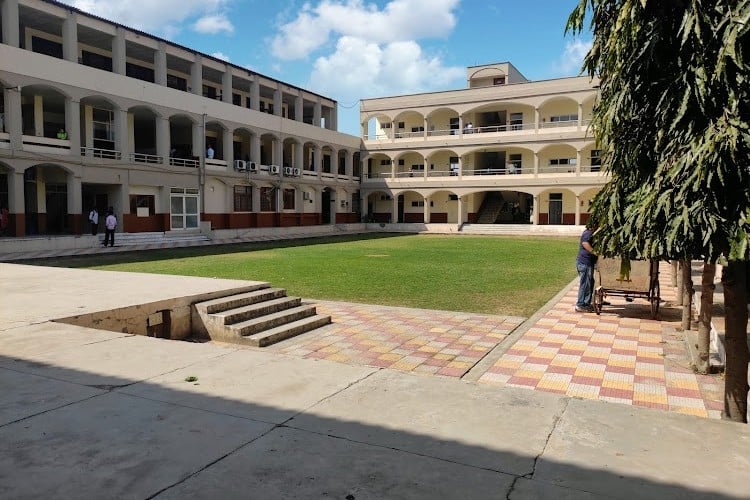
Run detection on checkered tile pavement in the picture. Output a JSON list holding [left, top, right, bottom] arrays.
[[477, 263, 724, 419], [270, 301, 523, 378]]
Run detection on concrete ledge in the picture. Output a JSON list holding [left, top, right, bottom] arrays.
[[684, 329, 725, 374]]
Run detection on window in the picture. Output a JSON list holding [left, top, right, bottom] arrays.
[[31, 36, 62, 59], [92, 108, 114, 143], [203, 85, 217, 99], [549, 158, 577, 165], [411, 126, 424, 133], [81, 51, 112, 71], [380, 159, 391, 166], [233, 185, 252, 212], [411, 201, 425, 207], [167, 74, 187, 91], [397, 122, 405, 129], [449, 194, 458, 201], [510, 113, 523, 130], [550, 114, 578, 123], [493, 77, 506, 85], [260, 186, 276, 212], [130, 194, 155, 215], [126, 62, 155, 83], [233, 93, 242, 106], [410, 164, 425, 171], [590, 150, 601, 165], [380, 122, 392, 129], [508, 154, 522, 172], [398, 159, 405, 166], [283, 189, 295, 210]]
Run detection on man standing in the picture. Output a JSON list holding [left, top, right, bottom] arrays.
[[88, 206, 99, 235], [575, 221, 598, 312], [103, 207, 117, 247]]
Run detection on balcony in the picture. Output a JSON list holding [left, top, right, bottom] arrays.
[[363, 165, 604, 183]]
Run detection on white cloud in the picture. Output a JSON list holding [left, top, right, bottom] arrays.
[[310, 36, 463, 105], [556, 38, 592, 76], [271, 0, 460, 60], [59, 0, 233, 37], [194, 14, 234, 34], [211, 52, 230, 61]]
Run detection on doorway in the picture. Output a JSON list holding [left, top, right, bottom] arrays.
[[549, 193, 563, 225]]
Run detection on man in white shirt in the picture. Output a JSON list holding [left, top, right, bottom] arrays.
[[206, 144, 215, 159]]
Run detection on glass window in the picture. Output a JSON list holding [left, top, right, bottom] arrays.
[[260, 187, 276, 212], [283, 189, 295, 210], [234, 185, 252, 212]]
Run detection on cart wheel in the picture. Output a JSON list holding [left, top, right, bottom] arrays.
[[593, 288, 603, 315]]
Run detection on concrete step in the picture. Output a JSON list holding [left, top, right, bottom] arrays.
[[242, 313, 332, 347], [231, 304, 318, 337], [195, 286, 282, 314], [212, 296, 302, 326]]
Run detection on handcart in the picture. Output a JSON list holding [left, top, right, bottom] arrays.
[[593, 258, 660, 318]]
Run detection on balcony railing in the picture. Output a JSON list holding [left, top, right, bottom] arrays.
[[364, 165, 602, 180], [80, 146, 121, 159], [130, 152, 163, 164], [170, 157, 199, 168], [540, 119, 578, 129]]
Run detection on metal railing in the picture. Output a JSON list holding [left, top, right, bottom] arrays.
[[540, 119, 578, 129], [130, 152, 163, 164], [170, 157, 199, 168], [394, 130, 424, 139], [80, 147, 121, 159]]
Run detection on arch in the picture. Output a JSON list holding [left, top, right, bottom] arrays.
[[20, 85, 70, 138], [426, 107, 460, 137], [365, 152, 394, 179], [392, 110, 425, 139], [537, 143, 578, 174], [537, 187, 578, 225], [393, 150, 426, 178], [538, 96, 579, 129], [23, 163, 76, 236], [462, 102, 536, 134], [363, 113, 394, 140], [364, 189, 394, 223]]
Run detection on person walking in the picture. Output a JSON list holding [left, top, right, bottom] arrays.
[[575, 221, 598, 312], [88, 206, 99, 236], [103, 207, 117, 247]]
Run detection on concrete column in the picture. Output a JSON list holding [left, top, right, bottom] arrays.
[[83, 105, 94, 153], [223, 128, 234, 167], [578, 102, 584, 129], [112, 28, 126, 75], [390, 159, 396, 179], [345, 150, 353, 178], [250, 79, 260, 111], [274, 139, 283, 169], [67, 175, 82, 231], [62, 11, 78, 63], [33, 95, 44, 137], [457, 196, 464, 224], [457, 155, 463, 179], [8, 171, 23, 213], [313, 99, 322, 127], [294, 142, 304, 169], [459, 116, 464, 137], [118, 183, 130, 221], [251, 185, 260, 212], [273, 84, 282, 117], [1, 0, 20, 47], [156, 117, 170, 162], [391, 197, 398, 224], [190, 55, 203, 96], [158, 186, 170, 214], [361, 192, 369, 220], [533, 152, 539, 177], [423, 154, 428, 179], [423, 196, 430, 223], [532, 195, 540, 225], [295, 95, 303, 121], [191, 120, 204, 157], [114, 108, 129, 156], [154, 42, 167, 86], [534, 108, 540, 132], [251, 133, 260, 164], [5, 86, 22, 149], [361, 121, 368, 139], [576, 150, 582, 175], [313, 145, 322, 173], [65, 98, 80, 154], [575, 194, 581, 225], [222, 66, 232, 104], [330, 103, 338, 130]]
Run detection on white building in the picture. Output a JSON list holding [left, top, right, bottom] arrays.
[[359, 62, 603, 227], [0, 0, 362, 241]]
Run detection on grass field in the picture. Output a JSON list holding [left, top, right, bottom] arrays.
[[47, 234, 579, 317]]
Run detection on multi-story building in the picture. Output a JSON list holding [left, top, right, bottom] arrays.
[[359, 62, 603, 227], [0, 0, 362, 241]]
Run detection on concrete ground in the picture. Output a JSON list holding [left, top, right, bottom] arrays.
[[1, 262, 748, 499]]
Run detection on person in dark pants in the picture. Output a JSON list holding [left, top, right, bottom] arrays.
[[88, 207, 99, 236], [575, 221, 598, 312], [103, 207, 117, 247]]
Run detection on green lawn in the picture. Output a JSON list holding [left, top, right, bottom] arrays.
[[46, 234, 579, 317]]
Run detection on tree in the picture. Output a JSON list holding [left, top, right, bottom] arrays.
[[568, 0, 750, 422]]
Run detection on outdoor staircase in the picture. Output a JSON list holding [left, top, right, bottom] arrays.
[[194, 285, 331, 347], [100, 231, 210, 247], [475, 192, 504, 223]]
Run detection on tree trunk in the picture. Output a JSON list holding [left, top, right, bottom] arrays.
[[722, 261, 749, 423], [676, 260, 684, 306], [681, 260, 693, 331], [671, 260, 678, 287], [696, 263, 716, 374]]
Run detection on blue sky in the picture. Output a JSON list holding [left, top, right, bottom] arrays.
[[62, 0, 591, 136]]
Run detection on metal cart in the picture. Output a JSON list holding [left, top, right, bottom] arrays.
[[593, 258, 661, 318]]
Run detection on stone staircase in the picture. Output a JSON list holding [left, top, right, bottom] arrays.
[[100, 231, 210, 247], [475, 192, 504, 223], [460, 224, 583, 236], [194, 285, 331, 347]]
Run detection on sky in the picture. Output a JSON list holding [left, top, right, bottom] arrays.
[[60, 0, 592, 136]]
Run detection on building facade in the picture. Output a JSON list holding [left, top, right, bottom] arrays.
[[359, 62, 603, 226], [0, 0, 362, 239]]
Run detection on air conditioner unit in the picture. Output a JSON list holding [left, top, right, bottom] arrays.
[[248, 161, 258, 172], [293, 167, 301, 176], [283, 166, 293, 176], [234, 160, 247, 172], [270, 165, 280, 174]]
